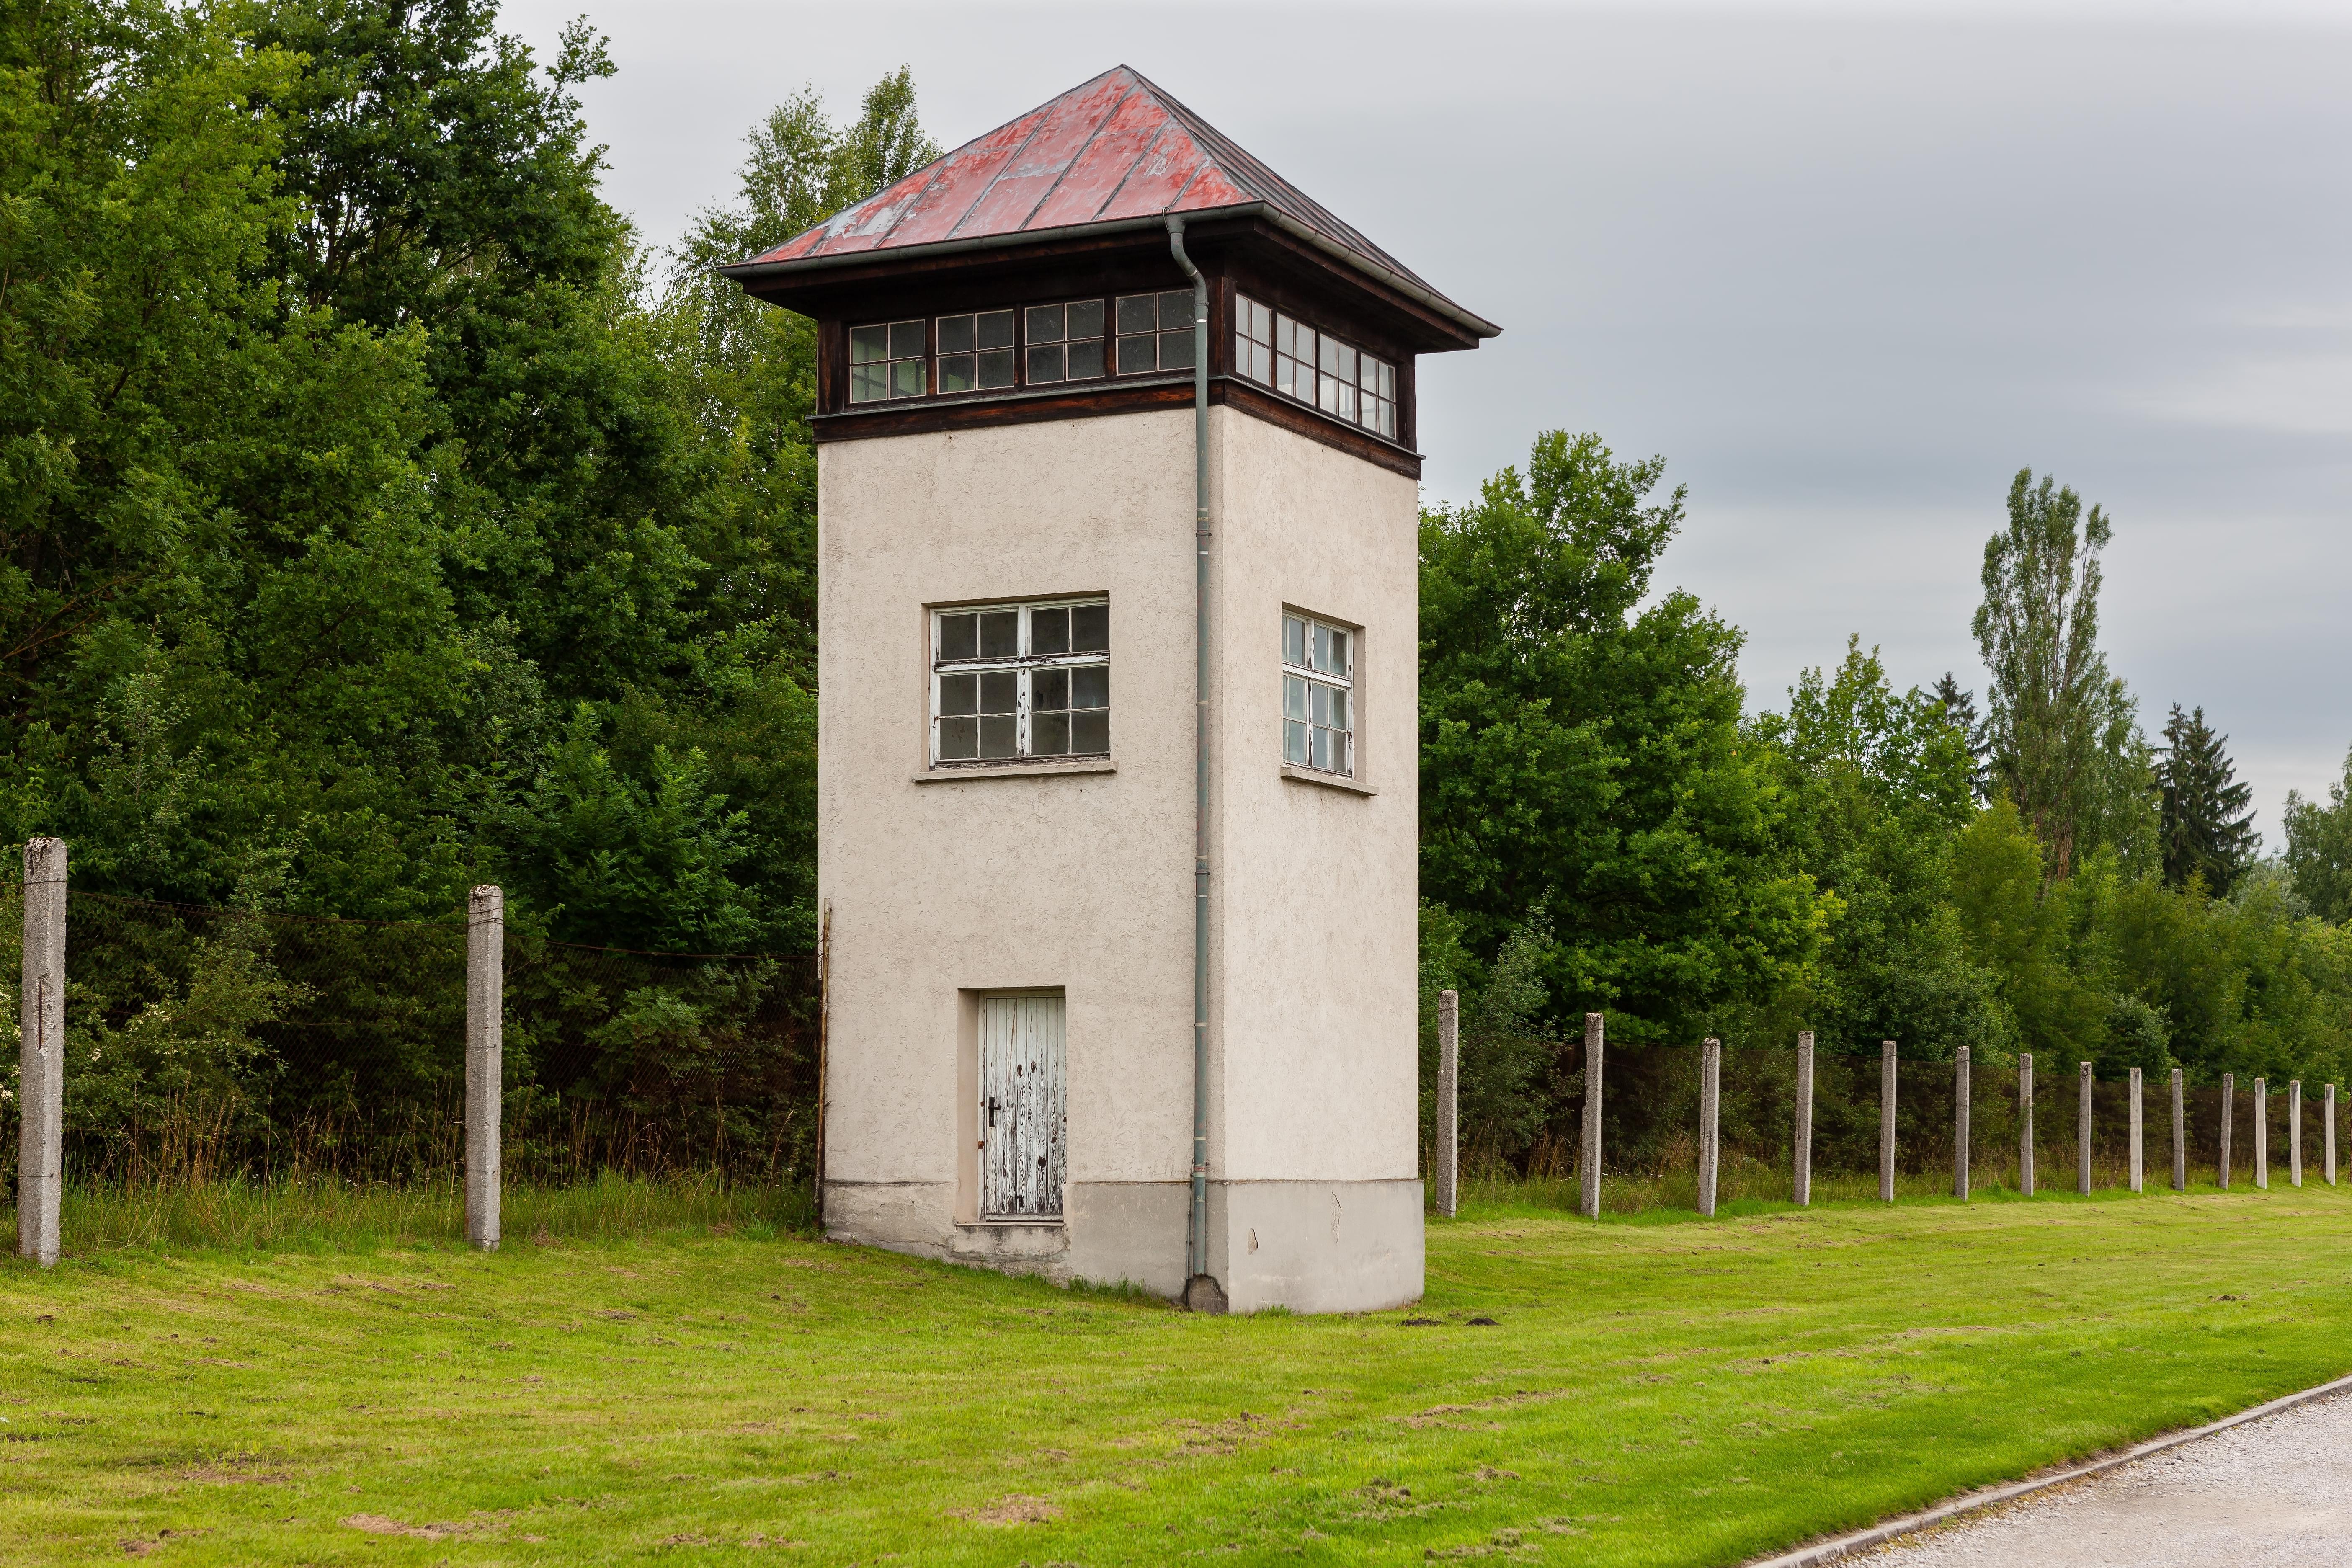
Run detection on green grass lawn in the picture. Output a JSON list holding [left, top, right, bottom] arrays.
[[6, 1182, 2352, 1566]]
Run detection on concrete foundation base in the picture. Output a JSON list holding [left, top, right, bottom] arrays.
[[823, 1176, 1424, 1314]]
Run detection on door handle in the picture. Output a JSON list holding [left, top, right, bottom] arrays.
[[987, 1096, 1000, 1127]]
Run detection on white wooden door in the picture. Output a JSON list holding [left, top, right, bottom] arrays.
[[980, 994, 1065, 1219]]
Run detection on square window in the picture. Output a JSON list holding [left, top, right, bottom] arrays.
[[930, 598, 1112, 766], [1068, 339, 1105, 379], [850, 319, 926, 403], [938, 314, 977, 355], [1117, 294, 1159, 336], [1026, 303, 1065, 343], [1158, 290, 1192, 330], [1028, 343, 1066, 383], [978, 310, 1016, 350], [1066, 299, 1104, 340], [978, 348, 1016, 389], [1116, 334, 1157, 375], [1159, 330, 1194, 371]]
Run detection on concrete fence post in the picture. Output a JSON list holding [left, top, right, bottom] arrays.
[[2077, 1061, 2094, 1197], [2171, 1069, 2186, 1192], [2289, 1080, 2302, 1189], [464, 884, 503, 1252], [1436, 989, 1459, 1220], [1954, 1046, 1971, 1201], [2328, 1084, 2338, 1187], [1879, 1041, 1897, 1204], [16, 837, 66, 1267], [2220, 1073, 2233, 1191], [1578, 1012, 1604, 1220], [2129, 1066, 2144, 1194], [2253, 1077, 2268, 1190], [1793, 1030, 1814, 1207], [1699, 1037, 1721, 1218], [2019, 1053, 2035, 1197]]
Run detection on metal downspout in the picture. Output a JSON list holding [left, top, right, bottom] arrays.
[[1168, 216, 1215, 1305]]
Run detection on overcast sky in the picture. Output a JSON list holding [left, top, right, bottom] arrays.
[[503, 0, 2352, 844]]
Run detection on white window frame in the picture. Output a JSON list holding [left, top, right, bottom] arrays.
[[930, 597, 1110, 766], [1282, 611, 1355, 778]]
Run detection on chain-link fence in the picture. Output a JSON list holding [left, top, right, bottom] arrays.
[[2, 879, 818, 1195]]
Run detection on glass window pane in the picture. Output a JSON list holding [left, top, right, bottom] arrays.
[[1274, 316, 1297, 357], [1159, 330, 1194, 370], [1330, 628, 1349, 676], [1310, 683, 1331, 725], [1116, 294, 1158, 336], [1072, 709, 1109, 754], [939, 716, 978, 759], [1250, 342, 1273, 383], [979, 611, 1019, 658], [1031, 607, 1070, 656], [1032, 667, 1070, 710], [980, 670, 1018, 713], [937, 353, 975, 394], [977, 348, 1015, 388], [1071, 665, 1109, 709], [980, 714, 1018, 758], [1032, 712, 1071, 755], [1276, 354, 1304, 400], [1318, 335, 1337, 374], [1284, 718, 1308, 763], [977, 310, 1016, 349], [1116, 335, 1156, 375], [1066, 299, 1103, 339], [890, 320, 926, 359], [1335, 379, 1357, 420], [1027, 343, 1065, 383], [850, 324, 889, 364], [1284, 673, 1308, 720], [1025, 303, 1064, 343], [892, 359, 924, 398], [937, 314, 976, 354], [1330, 688, 1350, 732], [850, 362, 890, 403], [1160, 290, 1192, 330], [1069, 603, 1108, 652], [939, 672, 978, 715], [1311, 727, 1333, 771], [1066, 339, 1105, 379], [1335, 343, 1357, 384], [1284, 615, 1306, 666], [939, 614, 978, 661]]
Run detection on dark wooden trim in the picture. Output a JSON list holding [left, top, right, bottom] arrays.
[[812, 374, 1421, 480], [1218, 380, 1421, 478]]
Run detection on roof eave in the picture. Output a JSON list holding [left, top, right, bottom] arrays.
[[717, 202, 1501, 343]]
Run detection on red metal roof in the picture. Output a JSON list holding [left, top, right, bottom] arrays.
[[730, 66, 1494, 338]]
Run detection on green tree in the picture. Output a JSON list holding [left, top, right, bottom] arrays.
[[1419, 431, 1828, 1041], [1971, 469, 2151, 878], [2282, 745, 2352, 924], [1744, 640, 2003, 1060], [2156, 703, 2257, 895]]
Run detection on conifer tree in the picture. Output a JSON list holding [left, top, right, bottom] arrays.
[[1932, 672, 1988, 802], [2156, 704, 2258, 895]]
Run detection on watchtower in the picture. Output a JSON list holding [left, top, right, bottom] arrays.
[[724, 66, 1494, 1313]]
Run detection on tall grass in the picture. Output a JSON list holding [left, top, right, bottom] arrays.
[[1452, 1146, 2239, 1217], [3, 1171, 816, 1255]]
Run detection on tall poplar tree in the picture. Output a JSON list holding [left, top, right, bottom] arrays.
[[1970, 469, 2148, 878]]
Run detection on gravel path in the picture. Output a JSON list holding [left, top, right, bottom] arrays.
[[1867, 1390, 2352, 1565]]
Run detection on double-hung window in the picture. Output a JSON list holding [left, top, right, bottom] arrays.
[[933, 599, 1110, 763], [1282, 613, 1354, 776]]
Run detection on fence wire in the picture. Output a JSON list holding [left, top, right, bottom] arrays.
[[1, 891, 817, 1189]]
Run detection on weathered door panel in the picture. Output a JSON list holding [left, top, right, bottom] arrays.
[[980, 994, 1066, 1218]]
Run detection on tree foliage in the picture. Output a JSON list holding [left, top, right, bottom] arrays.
[[2282, 747, 2352, 925], [1971, 469, 2150, 878], [1418, 431, 1829, 1044], [2156, 702, 2258, 896]]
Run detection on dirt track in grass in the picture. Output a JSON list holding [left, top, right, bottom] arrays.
[[5, 1182, 2352, 1565]]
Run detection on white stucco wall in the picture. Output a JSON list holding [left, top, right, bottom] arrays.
[[818, 404, 1421, 1309]]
